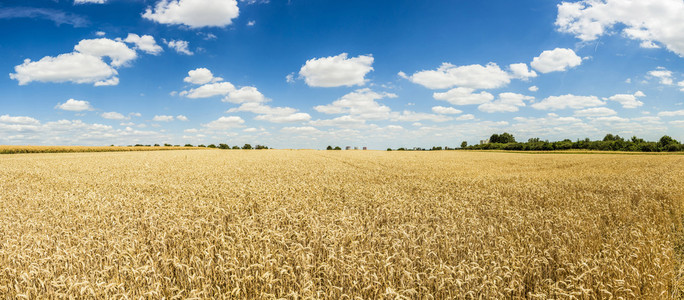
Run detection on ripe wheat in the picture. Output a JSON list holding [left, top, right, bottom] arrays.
[[0, 150, 682, 298]]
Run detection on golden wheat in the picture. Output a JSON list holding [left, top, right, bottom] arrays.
[[0, 150, 682, 298]]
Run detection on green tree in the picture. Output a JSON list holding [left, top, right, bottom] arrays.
[[460, 141, 467, 148], [242, 144, 252, 149], [326, 145, 333, 150]]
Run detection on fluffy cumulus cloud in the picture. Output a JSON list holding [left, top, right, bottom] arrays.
[[55, 99, 93, 111], [299, 53, 374, 87], [74, 38, 137, 67], [478, 93, 534, 113], [165, 39, 193, 55], [314, 88, 395, 120], [529, 86, 539, 92], [679, 80, 684, 91], [0, 115, 170, 146], [530, 48, 582, 73], [606, 91, 644, 108], [184, 67, 221, 85], [180, 82, 235, 98], [404, 62, 510, 90], [143, 0, 240, 28], [431, 106, 463, 115], [509, 63, 537, 80], [531, 94, 605, 110], [124, 33, 163, 55], [203, 116, 245, 130], [223, 86, 267, 104], [574, 107, 617, 117], [8, 36, 162, 86], [433, 87, 494, 105], [658, 110, 684, 117], [556, 0, 684, 56], [228, 103, 311, 123], [648, 67, 673, 85], [10, 52, 118, 86], [153, 115, 174, 122], [101, 112, 126, 120]]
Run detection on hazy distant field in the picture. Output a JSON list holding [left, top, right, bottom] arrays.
[[1, 150, 682, 298]]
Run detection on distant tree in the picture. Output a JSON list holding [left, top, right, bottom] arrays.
[[218, 143, 230, 149], [326, 145, 333, 150], [461, 141, 467, 148], [134, 144, 144, 147], [431, 146, 442, 150], [207, 144, 217, 148], [164, 143, 172, 147], [387, 148, 392, 151], [255, 145, 268, 149], [232, 145, 240, 149], [333, 146, 342, 150], [528, 137, 541, 143], [242, 144, 252, 149], [153, 144, 160, 147], [184, 144, 194, 147], [490, 132, 515, 143], [198, 144, 206, 147]]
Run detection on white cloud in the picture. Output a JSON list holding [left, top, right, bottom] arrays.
[[679, 80, 684, 91], [228, 102, 311, 123], [184, 67, 221, 85], [299, 53, 374, 87], [143, 0, 240, 28], [658, 110, 684, 117], [203, 116, 245, 129], [556, 0, 684, 57], [606, 91, 644, 108], [529, 85, 539, 92], [74, 38, 137, 67], [648, 67, 673, 85], [530, 48, 582, 73], [180, 82, 235, 98], [223, 86, 267, 104], [286, 73, 295, 83], [153, 115, 174, 122], [176, 115, 189, 121], [10, 52, 118, 86], [431, 106, 463, 115], [281, 126, 321, 134], [165, 39, 193, 55], [55, 99, 93, 111], [101, 112, 126, 120], [478, 92, 534, 113], [531, 94, 605, 110], [455, 114, 475, 121], [433, 87, 494, 105], [405, 62, 510, 90], [574, 107, 617, 117], [247, 20, 255, 26], [0, 114, 40, 125], [314, 88, 395, 120], [309, 115, 367, 128], [129, 112, 142, 118], [96, 31, 106, 36], [509, 63, 537, 80], [390, 111, 453, 123], [124, 33, 163, 55]]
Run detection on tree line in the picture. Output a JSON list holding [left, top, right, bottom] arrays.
[[460, 133, 683, 152]]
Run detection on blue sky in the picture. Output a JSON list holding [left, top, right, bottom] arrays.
[[1, 0, 683, 149]]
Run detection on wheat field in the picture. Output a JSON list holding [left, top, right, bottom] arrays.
[[0, 150, 682, 298]]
